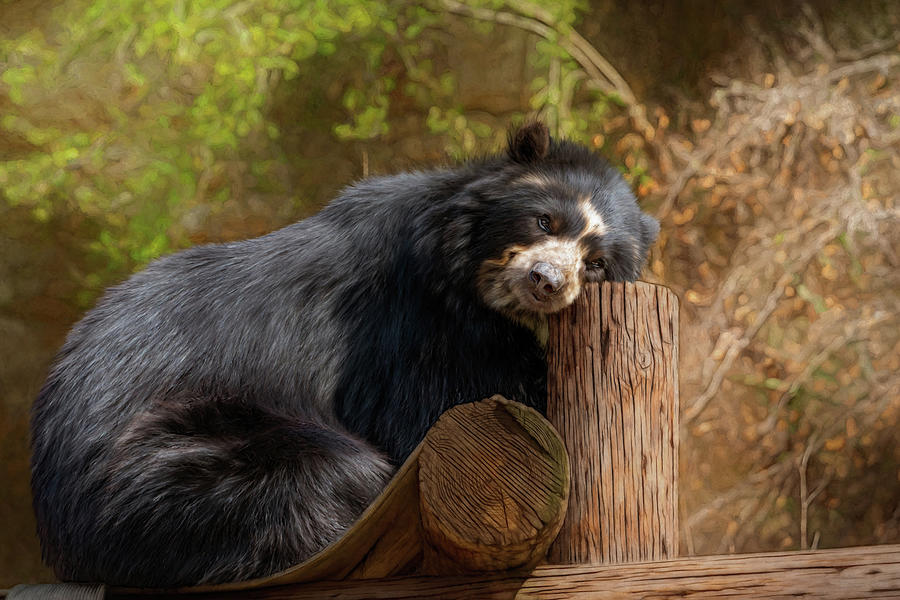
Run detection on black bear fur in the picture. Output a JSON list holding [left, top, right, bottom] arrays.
[[31, 122, 658, 587]]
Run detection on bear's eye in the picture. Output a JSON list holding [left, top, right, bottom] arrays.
[[537, 215, 553, 233], [587, 258, 607, 271]]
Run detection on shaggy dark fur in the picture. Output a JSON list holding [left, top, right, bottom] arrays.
[[31, 122, 658, 587]]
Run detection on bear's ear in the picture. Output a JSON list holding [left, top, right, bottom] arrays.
[[640, 213, 660, 248], [507, 121, 550, 163]]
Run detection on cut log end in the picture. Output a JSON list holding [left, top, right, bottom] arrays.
[[418, 395, 570, 573]]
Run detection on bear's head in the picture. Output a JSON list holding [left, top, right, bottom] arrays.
[[471, 121, 659, 319]]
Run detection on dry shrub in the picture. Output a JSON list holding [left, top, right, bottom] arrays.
[[647, 15, 900, 554]]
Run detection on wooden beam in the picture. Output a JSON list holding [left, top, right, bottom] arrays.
[[547, 281, 679, 564], [107, 545, 900, 599]]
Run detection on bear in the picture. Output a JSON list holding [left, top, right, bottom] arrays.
[[30, 122, 659, 588]]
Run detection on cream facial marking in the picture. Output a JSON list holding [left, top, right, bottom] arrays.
[[580, 198, 608, 237], [477, 237, 586, 317], [476, 196, 611, 318]]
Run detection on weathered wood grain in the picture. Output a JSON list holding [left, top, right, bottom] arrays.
[[419, 396, 569, 573], [108, 544, 900, 599], [546, 281, 679, 564]]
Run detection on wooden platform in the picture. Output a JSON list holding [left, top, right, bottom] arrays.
[[107, 544, 900, 599]]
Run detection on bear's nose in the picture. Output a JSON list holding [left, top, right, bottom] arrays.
[[529, 262, 564, 296]]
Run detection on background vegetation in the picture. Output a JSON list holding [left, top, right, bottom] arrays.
[[1, 0, 898, 585]]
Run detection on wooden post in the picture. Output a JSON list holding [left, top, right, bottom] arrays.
[[547, 281, 679, 564]]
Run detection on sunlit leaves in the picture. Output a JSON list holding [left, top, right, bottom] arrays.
[[0, 0, 400, 274], [0, 0, 624, 280]]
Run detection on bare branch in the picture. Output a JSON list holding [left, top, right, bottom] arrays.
[[437, 0, 654, 136]]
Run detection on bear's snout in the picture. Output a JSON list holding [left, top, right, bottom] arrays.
[[529, 262, 565, 298]]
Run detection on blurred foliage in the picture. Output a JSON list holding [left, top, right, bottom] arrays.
[[2, 0, 394, 280], [1, 0, 622, 297]]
